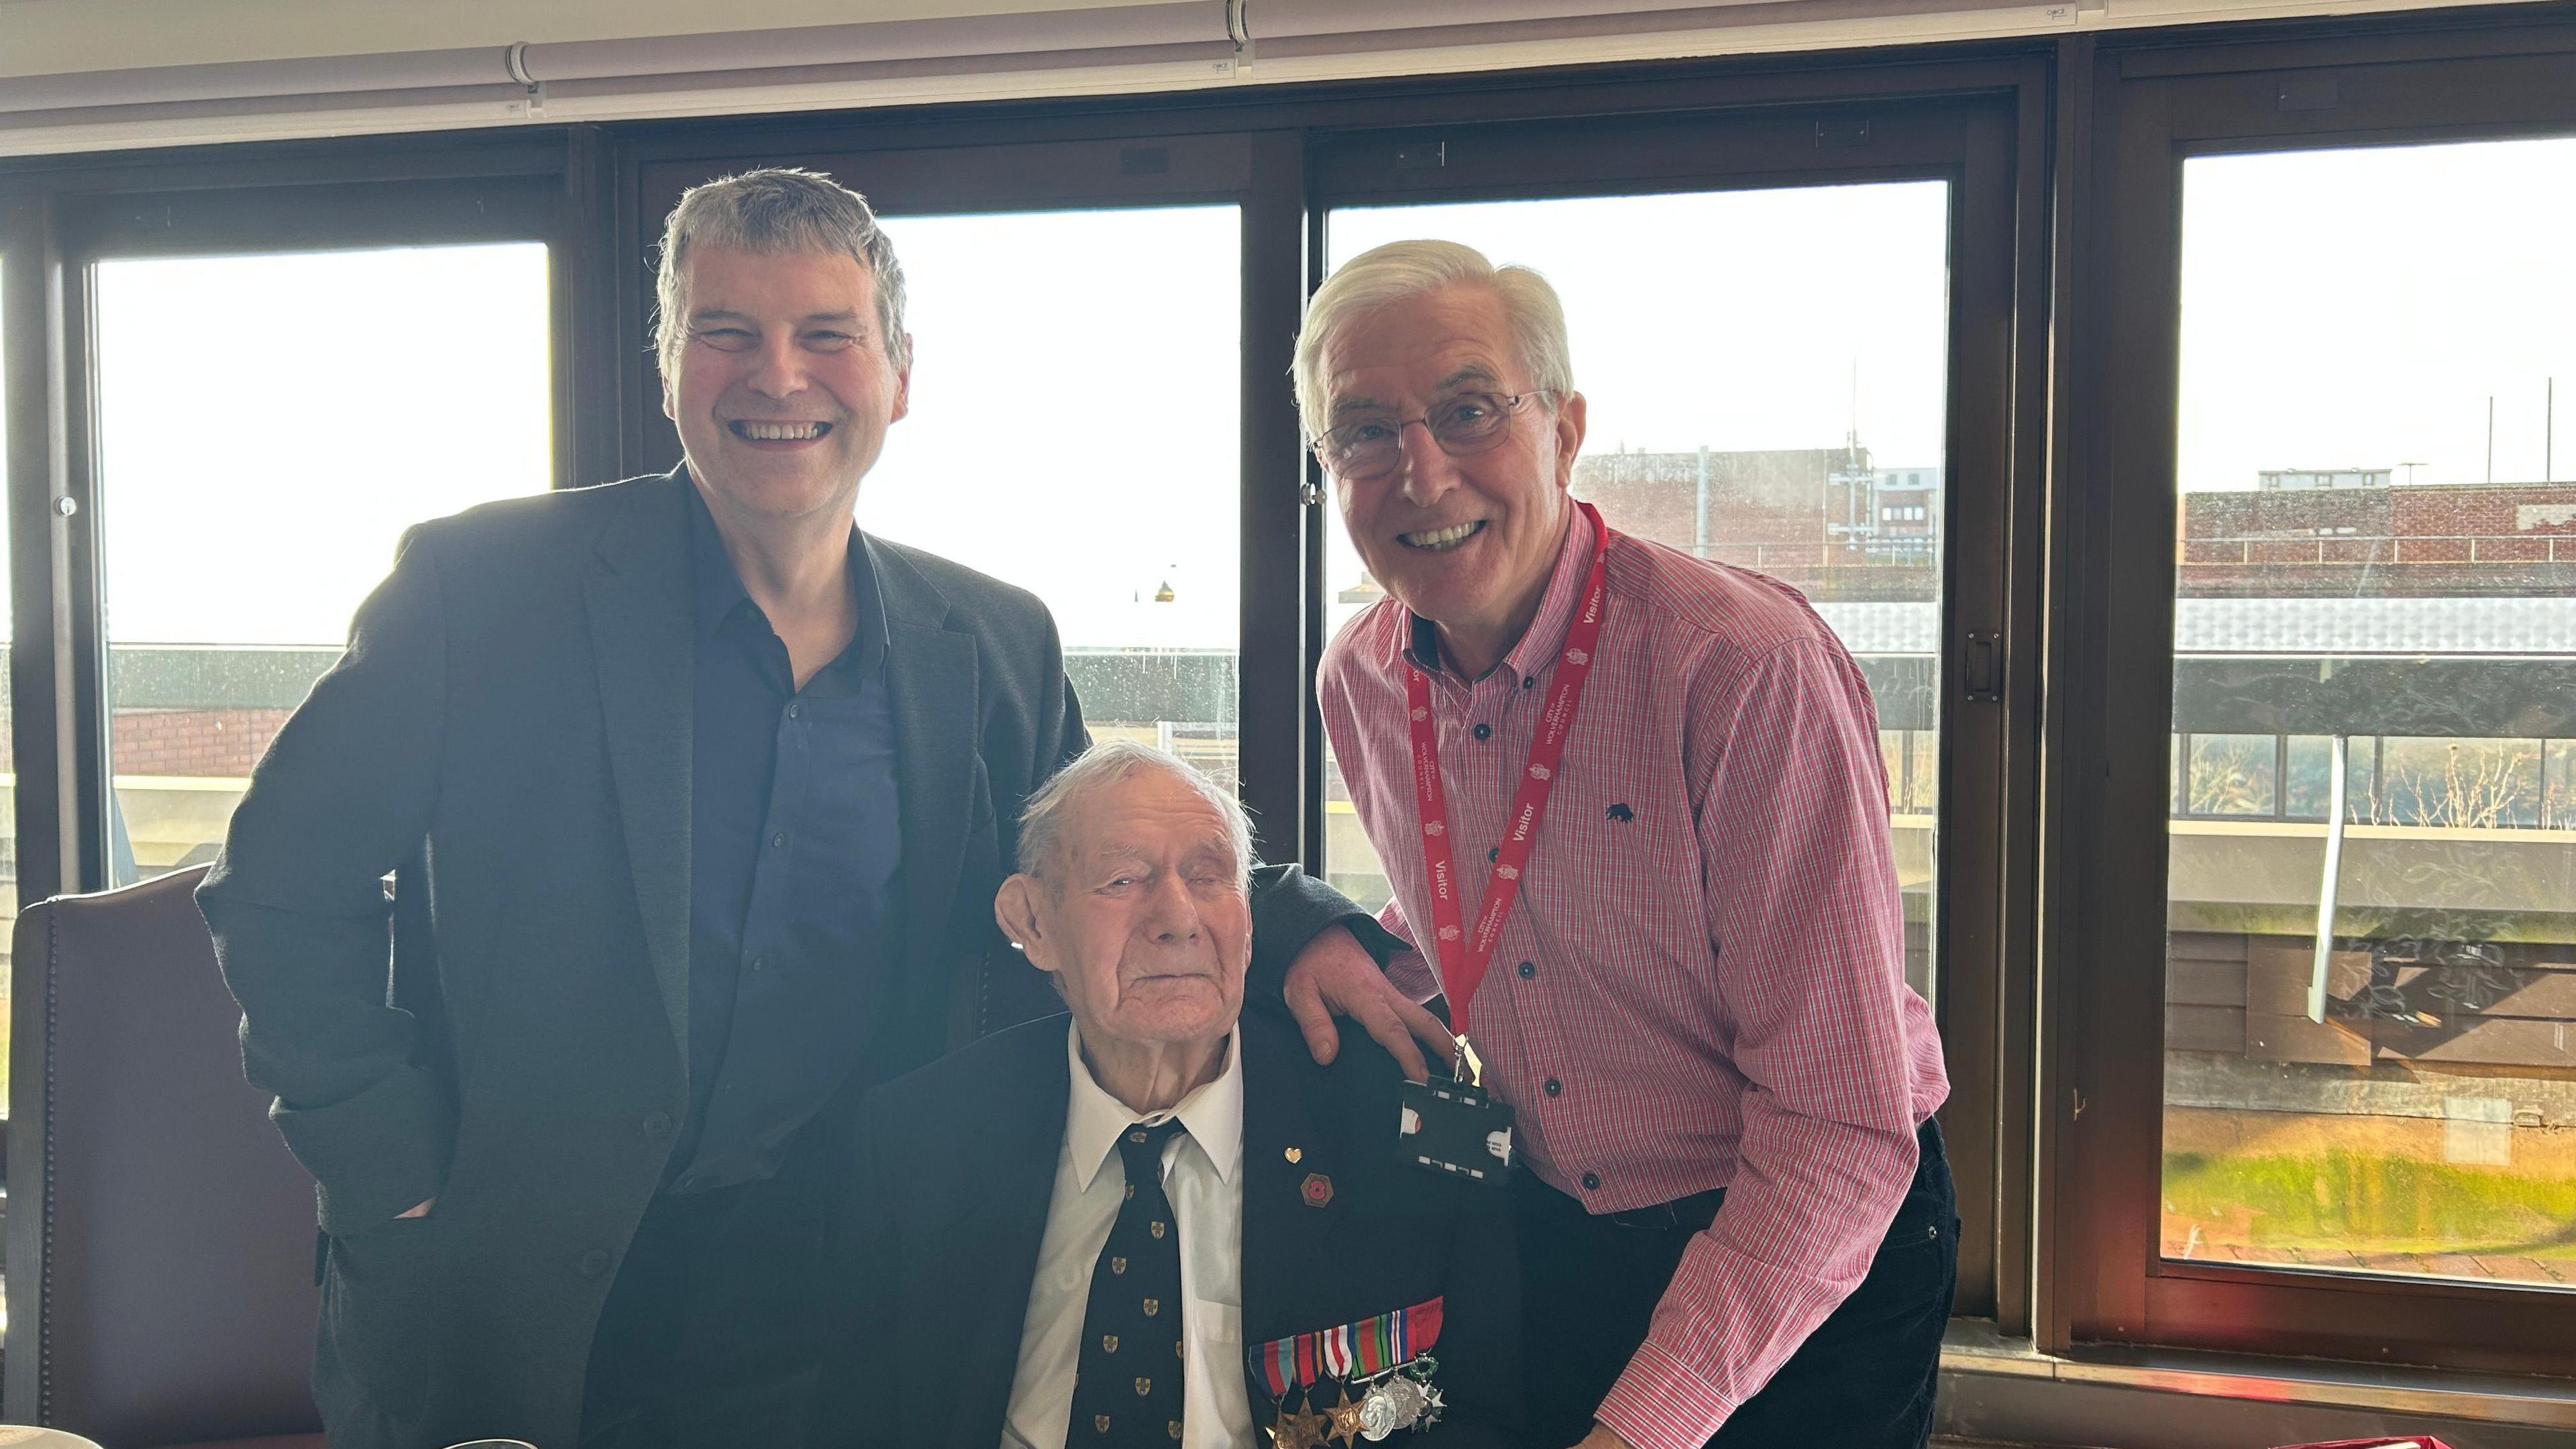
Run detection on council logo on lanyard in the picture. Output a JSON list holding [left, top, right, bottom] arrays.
[[1395, 502, 1613, 1185]]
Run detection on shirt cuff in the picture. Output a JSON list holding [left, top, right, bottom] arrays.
[[1595, 1338, 1737, 1449]]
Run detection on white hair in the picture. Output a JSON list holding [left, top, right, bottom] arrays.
[[1017, 740, 1254, 892], [1291, 238, 1574, 439], [652, 166, 910, 381]]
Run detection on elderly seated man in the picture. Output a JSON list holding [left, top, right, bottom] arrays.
[[819, 740, 1521, 1449]]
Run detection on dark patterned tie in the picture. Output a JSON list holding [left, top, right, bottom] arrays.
[[1070, 1118, 1191, 1448]]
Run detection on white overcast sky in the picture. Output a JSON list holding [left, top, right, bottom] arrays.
[[2178, 136, 2576, 496], [14, 132, 2569, 651]]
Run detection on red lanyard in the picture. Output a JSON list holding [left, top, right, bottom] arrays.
[[1404, 502, 1612, 1040]]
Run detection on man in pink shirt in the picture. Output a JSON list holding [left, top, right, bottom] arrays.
[[1280, 239, 1955, 1449]]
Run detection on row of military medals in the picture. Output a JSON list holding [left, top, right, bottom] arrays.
[[1267, 1356, 1443, 1448]]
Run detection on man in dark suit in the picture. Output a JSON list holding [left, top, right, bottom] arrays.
[[822, 741, 1519, 1449], [200, 168, 1389, 1449]]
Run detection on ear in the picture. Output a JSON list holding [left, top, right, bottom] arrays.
[[996, 873, 1058, 975], [1551, 390, 1589, 488], [888, 335, 914, 425]]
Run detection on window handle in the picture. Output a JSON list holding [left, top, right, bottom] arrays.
[[1963, 631, 2003, 702]]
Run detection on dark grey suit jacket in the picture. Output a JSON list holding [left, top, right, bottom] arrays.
[[200, 468, 1366, 1449], [822, 1004, 1523, 1449]]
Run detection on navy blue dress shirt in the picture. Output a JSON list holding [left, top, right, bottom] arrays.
[[666, 486, 904, 1193]]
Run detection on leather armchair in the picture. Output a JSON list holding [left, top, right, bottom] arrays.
[[4, 865, 325, 1448]]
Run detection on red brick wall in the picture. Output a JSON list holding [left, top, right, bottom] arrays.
[[110, 708, 294, 777], [2180, 483, 2576, 596]]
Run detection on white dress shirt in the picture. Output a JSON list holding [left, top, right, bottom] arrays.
[[1001, 1024, 1256, 1449]]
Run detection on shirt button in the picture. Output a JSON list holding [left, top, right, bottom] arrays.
[[1517, 961, 1537, 979], [1472, 722, 1493, 741], [769, 832, 787, 849], [1487, 847, 1499, 863], [749, 956, 766, 972], [1544, 1077, 1563, 1097], [579, 1248, 613, 1278], [1580, 1171, 1603, 1191], [1525, 676, 1540, 690], [641, 1110, 674, 1140], [786, 702, 801, 719]]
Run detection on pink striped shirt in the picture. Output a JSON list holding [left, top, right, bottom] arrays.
[[1318, 504, 1947, 1449]]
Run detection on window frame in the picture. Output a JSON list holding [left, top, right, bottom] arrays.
[[2, 133, 612, 1399], [8, 161, 600, 897], [2056, 17, 2576, 1376]]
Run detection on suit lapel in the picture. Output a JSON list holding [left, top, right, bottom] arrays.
[[948, 1022, 1075, 1449], [1238, 1012, 1346, 1411], [580, 468, 695, 1064], [873, 537, 983, 1039]]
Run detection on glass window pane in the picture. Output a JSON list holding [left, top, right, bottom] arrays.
[[2547, 739, 2576, 830], [1909, 729, 1939, 816], [862, 207, 1240, 792], [1320, 185, 1952, 1002], [2185, 733, 2279, 818], [2162, 138, 2576, 1283], [2373, 737, 2542, 830], [2284, 734, 2333, 820], [97, 244, 553, 883], [0, 282, 13, 1106]]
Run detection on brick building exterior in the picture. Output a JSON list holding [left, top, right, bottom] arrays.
[[110, 707, 295, 778], [1569, 444, 1940, 603], [2180, 480, 2576, 596]]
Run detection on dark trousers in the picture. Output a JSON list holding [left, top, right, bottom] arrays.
[[578, 1167, 836, 1449], [1514, 1120, 1957, 1449]]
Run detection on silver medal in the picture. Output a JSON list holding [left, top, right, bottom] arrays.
[[1356, 1376, 1428, 1441]]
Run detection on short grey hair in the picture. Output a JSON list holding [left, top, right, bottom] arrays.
[[1291, 239, 1573, 439], [652, 167, 911, 380], [1018, 741, 1254, 893]]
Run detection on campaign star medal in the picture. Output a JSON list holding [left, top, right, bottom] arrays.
[[1269, 1405, 1332, 1449], [1324, 1386, 1366, 1448]]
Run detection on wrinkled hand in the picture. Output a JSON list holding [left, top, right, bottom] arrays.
[[1282, 924, 1455, 1083], [397, 1197, 435, 1220], [1570, 1424, 1640, 1449]]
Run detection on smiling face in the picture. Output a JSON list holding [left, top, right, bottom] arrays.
[[999, 767, 1251, 1056], [661, 244, 912, 528], [1321, 284, 1587, 655]]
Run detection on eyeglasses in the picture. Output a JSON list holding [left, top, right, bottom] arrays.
[[1310, 390, 1552, 482]]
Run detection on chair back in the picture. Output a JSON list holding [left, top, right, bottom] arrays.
[[4, 865, 323, 1444]]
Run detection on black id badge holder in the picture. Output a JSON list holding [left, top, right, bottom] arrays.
[[1397, 1041, 1515, 1185]]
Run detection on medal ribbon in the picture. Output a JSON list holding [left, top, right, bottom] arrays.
[[1405, 502, 1613, 1039], [1254, 1296, 1447, 1398]]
